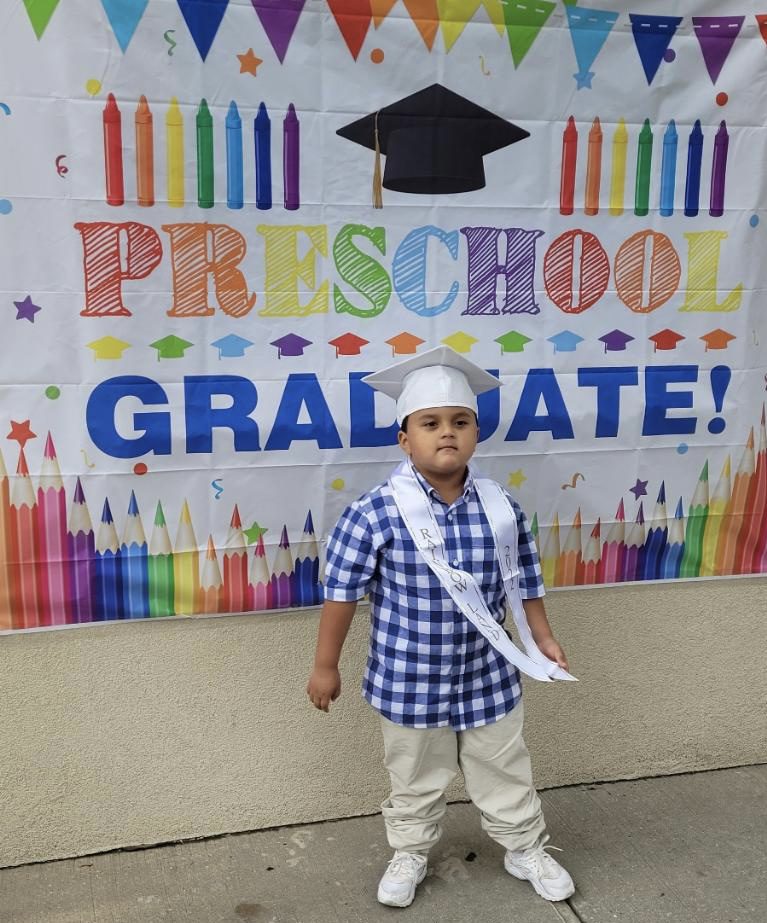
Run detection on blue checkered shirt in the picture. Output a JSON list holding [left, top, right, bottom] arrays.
[[323, 467, 545, 730]]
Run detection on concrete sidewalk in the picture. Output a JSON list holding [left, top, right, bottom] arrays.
[[2, 764, 765, 923]]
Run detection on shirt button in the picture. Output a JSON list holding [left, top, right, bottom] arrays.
[[446, 514, 452, 521], [452, 559, 460, 567]]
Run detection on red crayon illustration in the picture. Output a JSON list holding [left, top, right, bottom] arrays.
[[8, 448, 41, 629], [734, 410, 766, 574], [222, 505, 249, 613], [560, 116, 577, 215], [199, 535, 223, 614], [581, 519, 601, 586], [598, 499, 626, 584], [103, 93, 125, 206], [36, 433, 70, 626], [0, 448, 13, 630]]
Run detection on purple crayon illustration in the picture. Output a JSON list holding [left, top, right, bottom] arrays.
[[67, 477, 95, 624], [709, 120, 728, 218], [622, 503, 645, 582], [270, 525, 293, 608], [283, 103, 300, 210]]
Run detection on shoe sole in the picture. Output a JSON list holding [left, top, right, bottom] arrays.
[[505, 862, 575, 903], [377, 865, 428, 908]]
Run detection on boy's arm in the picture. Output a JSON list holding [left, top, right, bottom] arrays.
[[523, 597, 569, 671], [306, 599, 358, 712]]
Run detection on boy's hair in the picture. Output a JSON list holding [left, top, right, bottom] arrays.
[[399, 411, 478, 434]]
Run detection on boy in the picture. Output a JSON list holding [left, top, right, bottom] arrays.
[[306, 347, 576, 908]]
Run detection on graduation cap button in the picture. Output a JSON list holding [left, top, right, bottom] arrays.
[[270, 333, 312, 358], [599, 330, 634, 352], [211, 334, 255, 358], [150, 335, 194, 359], [87, 336, 131, 360], [328, 332, 370, 357], [386, 332, 425, 356]]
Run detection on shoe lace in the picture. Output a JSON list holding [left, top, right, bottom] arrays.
[[387, 853, 424, 878], [520, 844, 564, 877]]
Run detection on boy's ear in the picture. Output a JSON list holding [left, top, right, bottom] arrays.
[[397, 430, 411, 455]]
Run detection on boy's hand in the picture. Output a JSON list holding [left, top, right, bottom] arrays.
[[307, 666, 341, 712], [537, 636, 569, 672]]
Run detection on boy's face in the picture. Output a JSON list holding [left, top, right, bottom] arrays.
[[397, 406, 478, 481]]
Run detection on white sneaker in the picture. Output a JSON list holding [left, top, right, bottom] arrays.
[[504, 843, 575, 902], [377, 851, 428, 907]]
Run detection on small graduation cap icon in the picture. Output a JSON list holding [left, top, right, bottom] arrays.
[[211, 334, 255, 359], [649, 329, 685, 352], [700, 329, 736, 351], [547, 331, 584, 354], [599, 329, 634, 353], [87, 336, 131, 360], [329, 332, 370, 357], [150, 335, 194, 360], [441, 331, 478, 354], [386, 332, 425, 356], [270, 333, 312, 358], [495, 331, 531, 354], [336, 83, 530, 207]]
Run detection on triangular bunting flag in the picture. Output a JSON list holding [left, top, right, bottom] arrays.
[[327, 0, 373, 59], [437, 0, 505, 53], [502, 0, 555, 68], [630, 14, 681, 85], [565, 4, 619, 89], [101, 0, 150, 52], [692, 16, 744, 84], [370, 0, 397, 27], [22, 0, 61, 39], [177, 0, 230, 61], [250, 0, 307, 63], [757, 14, 767, 45], [402, 0, 440, 49]]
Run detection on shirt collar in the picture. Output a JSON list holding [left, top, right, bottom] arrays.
[[412, 464, 475, 502]]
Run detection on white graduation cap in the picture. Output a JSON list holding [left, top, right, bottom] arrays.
[[361, 345, 501, 423]]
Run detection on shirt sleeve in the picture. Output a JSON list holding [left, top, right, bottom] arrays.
[[323, 502, 378, 602], [511, 500, 545, 599]]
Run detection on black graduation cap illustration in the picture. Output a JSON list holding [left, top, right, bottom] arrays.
[[337, 83, 530, 207]]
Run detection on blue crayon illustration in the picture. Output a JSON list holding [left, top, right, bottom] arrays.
[[684, 120, 703, 217], [642, 482, 669, 580], [659, 120, 677, 216], [95, 498, 124, 621], [226, 101, 243, 209], [254, 102, 272, 210], [120, 491, 150, 619], [659, 497, 685, 580], [292, 510, 321, 606]]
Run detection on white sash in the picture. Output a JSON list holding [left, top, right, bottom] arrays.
[[389, 461, 577, 683]]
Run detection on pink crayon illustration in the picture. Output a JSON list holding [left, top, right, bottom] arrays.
[[599, 499, 625, 584], [36, 432, 71, 626], [270, 525, 293, 608], [199, 535, 223, 614], [67, 477, 95, 624], [0, 448, 13, 630], [621, 503, 645, 583], [581, 518, 601, 586], [249, 534, 272, 611], [222, 505, 249, 613], [9, 448, 41, 629]]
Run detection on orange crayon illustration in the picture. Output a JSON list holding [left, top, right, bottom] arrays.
[[8, 448, 41, 629], [199, 535, 223, 614], [135, 95, 155, 206], [103, 93, 125, 206], [556, 509, 584, 586], [584, 117, 602, 215], [222, 505, 249, 613], [734, 411, 767, 574], [714, 429, 755, 575]]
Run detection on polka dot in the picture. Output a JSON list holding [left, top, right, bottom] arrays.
[[708, 418, 725, 435], [676, 443, 689, 455], [0, 199, 12, 215], [330, 478, 345, 490], [370, 48, 384, 64], [716, 92, 728, 107], [45, 386, 61, 400], [663, 48, 676, 63], [133, 462, 148, 475], [750, 214, 759, 228], [85, 78, 102, 97]]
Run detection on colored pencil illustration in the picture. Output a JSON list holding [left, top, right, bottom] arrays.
[[749, 408, 767, 573], [684, 120, 703, 217], [254, 101, 272, 210], [249, 534, 272, 611], [540, 513, 560, 589], [598, 499, 625, 584], [556, 509, 583, 587], [36, 432, 70, 626], [226, 100, 244, 209], [292, 511, 320, 606], [148, 501, 175, 617], [196, 98, 214, 208], [95, 498, 123, 622], [659, 120, 677, 216], [67, 477, 95, 625], [8, 448, 41, 629], [166, 97, 185, 207], [714, 429, 754, 575], [709, 120, 728, 217], [283, 103, 300, 210], [608, 118, 627, 215], [634, 118, 652, 216], [135, 95, 154, 206], [700, 456, 730, 576], [121, 491, 150, 619], [222, 505, 249, 613], [270, 525, 293, 608], [173, 500, 200, 615], [642, 483, 668, 581], [622, 503, 645, 583], [560, 116, 577, 215], [0, 448, 13, 630], [581, 519, 601, 586], [584, 118, 602, 215], [103, 93, 124, 206], [659, 498, 685, 580], [679, 461, 709, 578], [199, 535, 223, 614]]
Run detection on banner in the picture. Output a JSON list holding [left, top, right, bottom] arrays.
[[1, 1, 766, 631]]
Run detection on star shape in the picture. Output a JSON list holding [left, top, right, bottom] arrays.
[[508, 469, 527, 489], [7, 419, 37, 448], [629, 478, 648, 500], [243, 520, 268, 544], [237, 49, 263, 76], [13, 295, 41, 323], [574, 70, 594, 90]]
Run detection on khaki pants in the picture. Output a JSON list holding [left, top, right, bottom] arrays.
[[380, 702, 546, 854]]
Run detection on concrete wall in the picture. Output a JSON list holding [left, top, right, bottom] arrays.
[[1, 577, 766, 868]]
